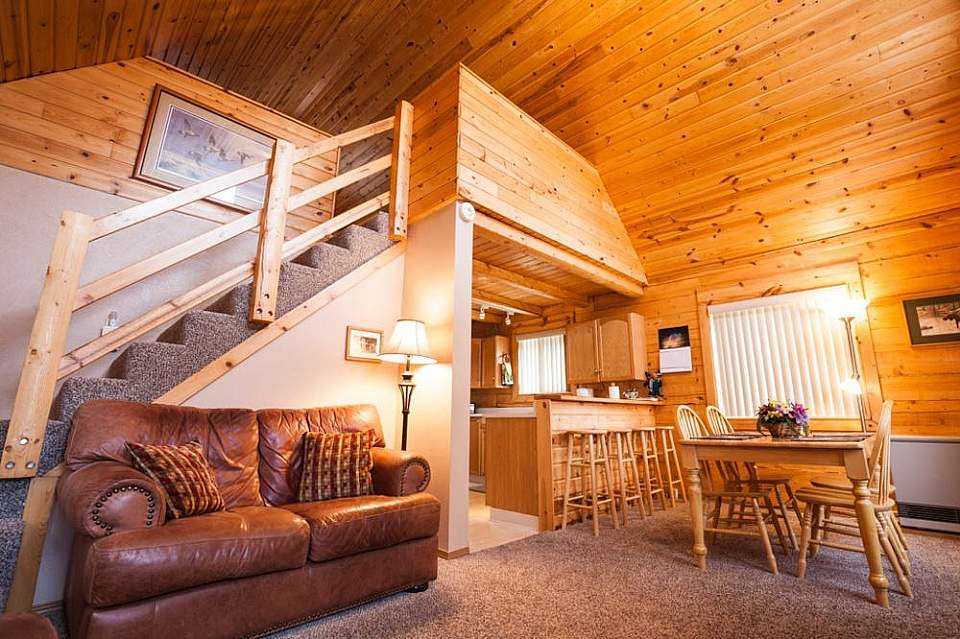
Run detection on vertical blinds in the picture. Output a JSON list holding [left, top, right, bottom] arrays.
[[517, 331, 567, 395], [707, 286, 858, 419]]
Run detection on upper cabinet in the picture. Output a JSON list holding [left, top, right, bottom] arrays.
[[565, 312, 646, 384], [471, 335, 512, 389]]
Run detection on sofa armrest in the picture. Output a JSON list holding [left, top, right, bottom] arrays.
[[58, 461, 166, 538], [370, 448, 431, 496]]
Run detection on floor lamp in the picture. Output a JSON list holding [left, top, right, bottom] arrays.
[[834, 297, 869, 432], [378, 319, 436, 450]]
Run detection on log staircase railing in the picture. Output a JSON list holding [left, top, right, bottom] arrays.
[[0, 101, 413, 481]]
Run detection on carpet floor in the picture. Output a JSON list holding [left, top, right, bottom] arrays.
[[269, 507, 960, 639]]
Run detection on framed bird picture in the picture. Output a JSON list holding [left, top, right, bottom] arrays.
[[134, 86, 276, 211]]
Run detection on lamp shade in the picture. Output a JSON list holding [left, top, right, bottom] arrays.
[[378, 319, 437, 365], [839, 377, 863, 395], [830, 295, 870, 321]]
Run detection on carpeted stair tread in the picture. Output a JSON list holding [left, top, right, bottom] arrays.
[[292, 241, 358, 278], [204, 283, 255, 318], [52, 377, 148, 424], [360, 211, 390, 234], [0, 516, 25, 611], [275, 262, 330, 316], [328, 224, 394, 265]]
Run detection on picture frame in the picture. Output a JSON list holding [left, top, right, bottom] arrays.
[[134, 86, 276, 212], [902, 293, 960, 345], [658, 325, 693, 374], [345, 326, 383, 362]]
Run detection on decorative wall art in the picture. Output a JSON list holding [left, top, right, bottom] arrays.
[[903, 294, 960, 345]]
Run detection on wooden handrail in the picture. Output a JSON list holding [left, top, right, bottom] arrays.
[[91, 161, 269, 240], [282, 192, 390, 259], [74, 211, 261, 311], [287, 154, 392, 211], [59, 191, 393, 380], [58, 261, 255, 379], [291, 116, 394, 164]]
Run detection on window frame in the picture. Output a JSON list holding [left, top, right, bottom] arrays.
[[696, 270, 880, 432], [512, 328, 568, 400]]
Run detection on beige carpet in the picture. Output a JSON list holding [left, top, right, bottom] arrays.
[[270, 507, 960, 639]]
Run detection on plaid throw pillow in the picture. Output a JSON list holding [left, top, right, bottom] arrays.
[[126, 441, 225, 519], [298, 430, 374, 502]]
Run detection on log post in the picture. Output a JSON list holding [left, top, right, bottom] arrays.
[[249, 139, 295, 324], [388, 100, 414, 240], [1, 210, 93, 479]]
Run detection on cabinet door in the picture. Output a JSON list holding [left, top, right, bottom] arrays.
[[470, 338, 482, 389], [565, 321, 600, 384], [598, 312, 646, 381], [481, 335, 511, 388]]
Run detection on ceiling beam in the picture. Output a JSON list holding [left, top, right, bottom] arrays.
[[472, 259, 589, 307], [471, 290, 543, 317], [474, 214, 645, 298]]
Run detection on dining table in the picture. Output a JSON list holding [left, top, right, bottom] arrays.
[[678, 432, 891, 607]]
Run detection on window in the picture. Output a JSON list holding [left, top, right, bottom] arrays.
[[516, 330, 566, 395], [707, 286, 858, 419]]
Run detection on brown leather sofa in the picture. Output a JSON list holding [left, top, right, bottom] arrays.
[[58, 400, 440, 639]]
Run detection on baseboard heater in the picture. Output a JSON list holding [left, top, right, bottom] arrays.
[[891, 435, 960, 534]]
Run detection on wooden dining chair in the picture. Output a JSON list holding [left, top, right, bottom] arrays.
[[706, 405, 802, 548], [675, 405, 785, 574], [794, 400, 912, 597]]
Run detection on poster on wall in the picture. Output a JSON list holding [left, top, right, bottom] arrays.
[[658, 325, 693, 374], [134, 86, 276, 211], [902, 293, 960, 345]]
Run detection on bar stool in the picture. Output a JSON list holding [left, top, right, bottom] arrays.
[[560, 428, 620, 536], [633, 426, 668, 515], [655, 425, 687, 507], [608, 426, 646, 525]]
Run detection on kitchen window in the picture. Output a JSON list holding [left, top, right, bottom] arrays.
[[707, 286, 859, 419], [516, 330, 566, 395]]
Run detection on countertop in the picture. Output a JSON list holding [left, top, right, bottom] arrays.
[[469, 406, 536, 418], [534, 394, 663, 405]]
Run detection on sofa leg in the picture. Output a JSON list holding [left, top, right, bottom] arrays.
[[405, 582, 429, 593]]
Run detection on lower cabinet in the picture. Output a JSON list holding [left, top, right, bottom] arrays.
[[469, 417, 485, 476]]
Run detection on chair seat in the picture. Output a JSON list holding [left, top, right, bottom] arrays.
[[810, 474, 894, 495], [281, 493, 440, 563], [795, 486, 896, 511], [82, 506, 310, 608]]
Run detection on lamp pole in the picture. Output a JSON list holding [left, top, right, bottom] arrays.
[[841, 315, 868, 433], [399, 355, 415, 450]]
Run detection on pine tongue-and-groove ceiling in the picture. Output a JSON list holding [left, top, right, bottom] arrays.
[[1, 0, 958, 287]]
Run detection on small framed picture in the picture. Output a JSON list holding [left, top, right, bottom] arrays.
[[903, 294, 960, 345], [345, 326, 383, 362]]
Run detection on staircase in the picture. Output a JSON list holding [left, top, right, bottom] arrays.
[[0, 101, 414, 613]]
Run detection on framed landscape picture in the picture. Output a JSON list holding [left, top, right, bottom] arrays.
[[134, 86, 275, 211], [903, 293, 960, 345], [345, 326, 383, 362]]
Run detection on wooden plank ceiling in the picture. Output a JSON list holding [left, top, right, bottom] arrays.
[[1, 0, 958, 291]]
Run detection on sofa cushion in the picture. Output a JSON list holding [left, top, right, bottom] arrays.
[[258, 405, 386, 506], [127, 441, 224, 519], [67, 401, 263, 509], [281, 493, 441, 562], [299, 430, 374, 502], [81, 506, 309, 607]]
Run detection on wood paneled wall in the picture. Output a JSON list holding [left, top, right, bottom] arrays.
[[0, 57, 338, 231], [409, 64, 645, 289], [512, 210, 960, 436]]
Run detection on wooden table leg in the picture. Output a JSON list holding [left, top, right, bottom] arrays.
[[686, 466, 707, 569], [852, 479, 890, 607]]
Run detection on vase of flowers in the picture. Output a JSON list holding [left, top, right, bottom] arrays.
[[756, 400, 810, 438]]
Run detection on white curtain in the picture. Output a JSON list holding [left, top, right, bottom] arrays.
[[517, 331, 566, 395], [708, 286, 858, 418]]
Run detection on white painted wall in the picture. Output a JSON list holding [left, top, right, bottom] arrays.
[[0, 165, 259, 416], [399, 202, 472, 555]]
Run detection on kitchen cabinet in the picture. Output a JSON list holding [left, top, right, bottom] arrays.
[[470, 338, 483, 388], [565, 312, 646, 383], [471, 335, 512, 389], [469, 417, 486, 476]]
